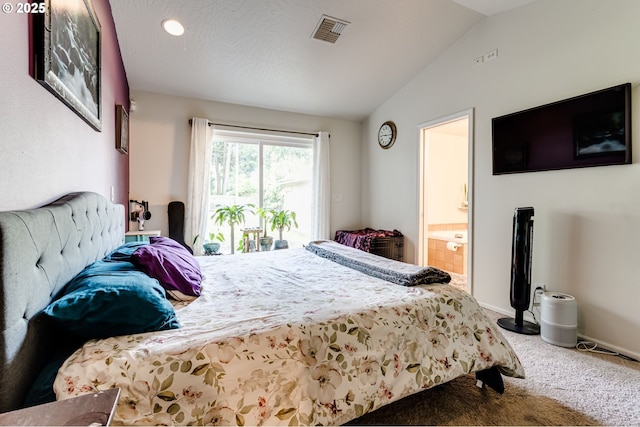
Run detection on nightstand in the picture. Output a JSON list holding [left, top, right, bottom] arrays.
[[125, 229, 161, 243], [0, 388, 120, 426]]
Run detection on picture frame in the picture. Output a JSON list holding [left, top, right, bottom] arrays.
[[32, 0, 102, 131], [115, 105, 129, 154]]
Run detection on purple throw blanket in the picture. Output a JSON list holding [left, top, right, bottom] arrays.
[[334, 228, 403, 252]]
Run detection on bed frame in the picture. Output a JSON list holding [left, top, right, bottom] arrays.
[[0, 192, 124, 413]]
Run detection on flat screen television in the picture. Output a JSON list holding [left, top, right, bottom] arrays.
[[492, 83, 632, 175]]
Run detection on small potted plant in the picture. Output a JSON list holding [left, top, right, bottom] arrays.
[[203, 232, 224, 255], [237, 231, 257, 253], [212, 204, 253, 254], [256, 207, 274, 251], [462, 183, 469, 208], [270, 209, 298, 250]]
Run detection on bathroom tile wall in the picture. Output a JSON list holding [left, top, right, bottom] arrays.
[[427, 222, 468, 274], [428, 223, 468, 231], [428, 239, 466, 274]]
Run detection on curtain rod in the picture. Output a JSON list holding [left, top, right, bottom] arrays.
[[188, 119, 319, 137]]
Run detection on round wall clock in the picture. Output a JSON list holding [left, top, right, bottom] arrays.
[[378, 121, 397, 149]]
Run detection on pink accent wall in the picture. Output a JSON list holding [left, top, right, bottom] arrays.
[[0, 0, 130, 211], [96, 0, 130, 209]]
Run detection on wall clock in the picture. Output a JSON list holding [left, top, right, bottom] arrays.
[[378, 121, 397, 149]]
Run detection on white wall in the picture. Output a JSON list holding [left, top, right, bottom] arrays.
[[128, 90, 362, 239], [0, 0, 130, 211], [427, 131, 468, 225], [363, 0, 640, 358]]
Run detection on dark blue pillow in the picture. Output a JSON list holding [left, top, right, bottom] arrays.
[[43, 259, 179, 339], [23, 353, 70, 407], [105, 241, 148, 261]]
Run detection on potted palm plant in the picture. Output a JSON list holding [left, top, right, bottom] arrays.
[[269, 209, 298, 250], [256, 207, 275, 251], [212, 204, 253, 254]]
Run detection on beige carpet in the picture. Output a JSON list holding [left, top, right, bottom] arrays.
[[487, 310, 640, 426]]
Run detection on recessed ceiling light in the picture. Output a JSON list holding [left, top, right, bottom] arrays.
[[162, 19, 184, 36]]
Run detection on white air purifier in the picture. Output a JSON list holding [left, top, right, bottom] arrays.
[[540, 292, 577, 347]]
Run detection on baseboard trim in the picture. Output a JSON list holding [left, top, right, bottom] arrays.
[[478, 302, 640, 362], [478, 301, 538, 324], [576, 333, 640, 362]]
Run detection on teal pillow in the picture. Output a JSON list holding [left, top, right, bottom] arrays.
[[43, 259, 179, 339], [105, 241, 148, 261]]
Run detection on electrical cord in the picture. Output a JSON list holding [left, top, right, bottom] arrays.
[[575, 341, 620, 356], [575, 341, 640, 362], [526, 286, 545, 326]]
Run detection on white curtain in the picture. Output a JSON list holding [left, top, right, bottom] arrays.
[[312, 131, 330, 240], [185, 118, 213, 255]]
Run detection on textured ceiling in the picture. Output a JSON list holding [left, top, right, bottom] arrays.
[[109, 0, 535, 121]]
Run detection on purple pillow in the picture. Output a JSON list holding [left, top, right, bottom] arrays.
[[132, 236, 203, 296]]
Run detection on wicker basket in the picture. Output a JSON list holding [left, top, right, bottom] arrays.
[[369, 235, 404, 262], [334, 229, 404, 262]]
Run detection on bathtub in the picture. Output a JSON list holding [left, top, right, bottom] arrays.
[[428, 230, 468, 244]]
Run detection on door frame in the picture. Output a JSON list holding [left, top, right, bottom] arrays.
[[417, 108, 474, 293]]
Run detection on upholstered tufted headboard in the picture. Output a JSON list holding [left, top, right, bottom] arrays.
[[0, 192, 124, 412]]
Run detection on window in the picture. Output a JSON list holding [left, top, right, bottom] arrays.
[[208, 131, 313, 253]]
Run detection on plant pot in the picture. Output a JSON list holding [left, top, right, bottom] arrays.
[[203, 242, 220, 255], [260, 236, 273, 251], [273, 240, 288, 250]]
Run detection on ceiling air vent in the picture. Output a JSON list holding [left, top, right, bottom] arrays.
[[312, 15, 350, 44]]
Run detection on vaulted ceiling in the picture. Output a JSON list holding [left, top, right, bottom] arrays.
[[109, 0, 535, 121]]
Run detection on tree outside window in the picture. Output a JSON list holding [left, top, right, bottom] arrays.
[[209, 137, 312, 253]]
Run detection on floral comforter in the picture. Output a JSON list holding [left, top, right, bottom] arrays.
[[54, 247, 524, 426]]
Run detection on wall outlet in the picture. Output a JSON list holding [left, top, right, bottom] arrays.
[[532, 284, 545, 307], [484, 49, 498, 62], [332, 193, 343, 202]]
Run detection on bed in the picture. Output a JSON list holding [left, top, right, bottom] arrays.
[[0, 192, 524, 425]]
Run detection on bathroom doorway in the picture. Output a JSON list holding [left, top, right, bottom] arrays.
[[418, 109, 473, 293]]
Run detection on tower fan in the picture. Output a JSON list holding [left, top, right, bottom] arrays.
[[497, 207, 540, 335]]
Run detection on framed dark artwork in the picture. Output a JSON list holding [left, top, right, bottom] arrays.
[[116, 105, 129, 154], [32, 0, 102, 131], [574, 111, 626, 158]]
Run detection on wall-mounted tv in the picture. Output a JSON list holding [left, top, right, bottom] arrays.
[[492, 83, 632, 175]]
